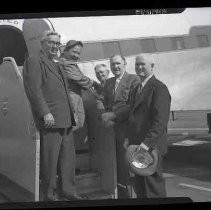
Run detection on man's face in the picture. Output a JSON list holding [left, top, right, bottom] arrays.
[[135, 56, 153, 80], [95, 66, 109, 84], [65, 45, 82, 62], [110, 55, 126, 78], [42, 35, 61, 58]]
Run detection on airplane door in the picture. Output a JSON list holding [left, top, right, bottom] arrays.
[[22, 19, 54, 56]]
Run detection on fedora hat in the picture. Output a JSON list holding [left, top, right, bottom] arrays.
[[125, 145, 159, 176]]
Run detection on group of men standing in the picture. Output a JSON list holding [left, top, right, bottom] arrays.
[[23, 29, 171, 201]]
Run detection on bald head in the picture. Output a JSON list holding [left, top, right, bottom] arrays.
[[135, 54, 154, 80], [136, 54, 154, 65]]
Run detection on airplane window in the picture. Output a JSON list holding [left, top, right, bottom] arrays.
[[102, 41, 121, 59], [140, 39, 156, 53], [119, 39, 142, 56], [183, 36, 198, 49], [171, 37, 185, 50], [80, 42, 104, 61], [155, 37, 172, 52], [197, 35, 209, 48]]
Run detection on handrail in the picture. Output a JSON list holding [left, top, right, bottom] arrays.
[[3, 57, 23, 82]]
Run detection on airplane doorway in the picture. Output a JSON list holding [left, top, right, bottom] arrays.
[[0, 26, 28, 66]]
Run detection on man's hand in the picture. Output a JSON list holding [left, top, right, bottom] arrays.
[[72, 112, 79, 131], [104, 120, 115, 128], [132, 146, 154, 167], [92, 80, 101, 89], [101, 112, 116, 123], [43, 113, 55, 128], [74, 112, 79, 125]]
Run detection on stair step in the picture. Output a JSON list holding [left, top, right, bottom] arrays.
[[76, 152, 90, 171], [78, 186, 101, 195], [76, 149, 89, 154], [76, 170, 99, 179], [81, 191, 113, 200], [76, 170, 101, 194]]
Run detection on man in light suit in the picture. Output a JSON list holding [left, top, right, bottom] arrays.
[[127, 54, 171, 198], [59, 40, 99, 131], [100, 54, 140, 198], [23, 31, 83, 201]]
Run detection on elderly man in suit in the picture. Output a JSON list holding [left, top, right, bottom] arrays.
[[92, 64, 110, 111], [126, 54, 171, 198], [94, 63, 110, 94], [100, 54, 140, 198], [23, 31, 83, 201]]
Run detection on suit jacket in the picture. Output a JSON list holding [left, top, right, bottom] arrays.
[[58, 57, 94, 129], [127, 75, 171, 155], [23, 50, 76, 129], [58, 57, 93, 96], [102, 72, 140, 123]]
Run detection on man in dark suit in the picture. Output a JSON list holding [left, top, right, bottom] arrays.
[[23, 31, 83, 201], [127, 54, 171, 198], [100, 54, 140, 198]]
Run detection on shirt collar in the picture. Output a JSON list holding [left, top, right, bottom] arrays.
[[141, 74, 153, 88], [116, 71, 125, 82], [53, 59, 58, 62]]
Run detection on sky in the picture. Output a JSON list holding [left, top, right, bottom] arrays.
[[1, 8, 211, 43], [48, 8, 211, 43]]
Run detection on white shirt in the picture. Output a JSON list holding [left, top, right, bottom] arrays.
[[141, 74, 154, 89]]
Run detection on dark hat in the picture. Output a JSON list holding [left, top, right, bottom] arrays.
[[64, 40, 83, 51], [125, 145, 159, 176]]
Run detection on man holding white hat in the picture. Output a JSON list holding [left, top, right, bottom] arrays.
[[125, 54, 171, 198]]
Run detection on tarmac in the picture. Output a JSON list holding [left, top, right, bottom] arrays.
[[164, 110, 211, 202], [1, 110, 211, 203]]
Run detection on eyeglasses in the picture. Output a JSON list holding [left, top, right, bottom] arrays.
[[46, 40, 61, 47]]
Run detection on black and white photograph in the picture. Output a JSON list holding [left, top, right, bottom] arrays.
[[0, 7, 211, 207]]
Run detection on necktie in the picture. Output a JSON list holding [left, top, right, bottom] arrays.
[[138, 83, 143, 94], [115, 78, 120, 92], [135, 84, 142, 100]]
